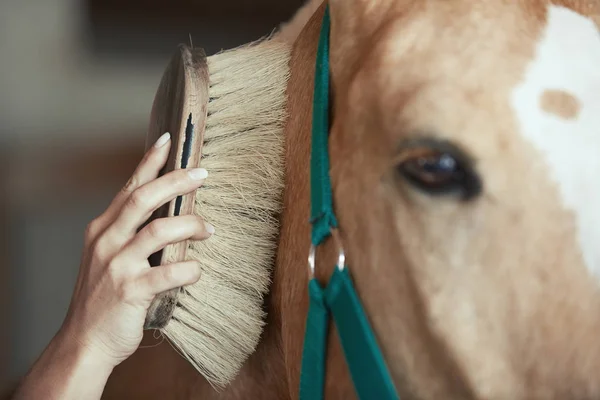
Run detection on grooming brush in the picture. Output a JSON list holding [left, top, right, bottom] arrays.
[[142, 38, 291, 389]]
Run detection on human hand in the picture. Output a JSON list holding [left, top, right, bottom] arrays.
[[59, 131, 213, 370]]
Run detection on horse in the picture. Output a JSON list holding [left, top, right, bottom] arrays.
[[102, 0, 600, 399]]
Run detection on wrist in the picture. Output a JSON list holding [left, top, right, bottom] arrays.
[[54, 323, 117, 374]]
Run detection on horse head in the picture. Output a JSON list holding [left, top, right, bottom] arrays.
[[318, 0, 600, 397]]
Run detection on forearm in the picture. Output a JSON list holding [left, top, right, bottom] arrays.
[[12, 327, 114, 400]]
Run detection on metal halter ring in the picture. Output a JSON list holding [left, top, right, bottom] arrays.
[[308, 228, 346, 278]]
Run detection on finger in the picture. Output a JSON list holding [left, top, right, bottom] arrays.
[[98, 132, 173, 229], [120, 215, 214, 261], [138, 260, 202, 296], [131, 132, 173, 187], [107, 167, 208, 236]]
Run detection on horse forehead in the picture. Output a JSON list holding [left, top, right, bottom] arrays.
[[511, 3, 600, 280]]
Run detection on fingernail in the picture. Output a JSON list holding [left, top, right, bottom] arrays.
[[205, 222, 215, 234], [189, 168, 208, 180], [154, 132, 171, 148], [194, 263, 202, 277]]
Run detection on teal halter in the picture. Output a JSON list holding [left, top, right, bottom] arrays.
[[298, 6, 400, 400]]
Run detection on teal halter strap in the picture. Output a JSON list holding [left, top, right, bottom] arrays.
[[298, 6, 400, 400], [309, 3, 337, 246]]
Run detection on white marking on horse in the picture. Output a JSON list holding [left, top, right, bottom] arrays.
[[512, 5, 600, 281]]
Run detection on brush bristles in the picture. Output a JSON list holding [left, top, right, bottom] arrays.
[[160, 38, 290, 389]]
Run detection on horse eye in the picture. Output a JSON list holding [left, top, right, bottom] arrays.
[[396, 141, 482, 200]]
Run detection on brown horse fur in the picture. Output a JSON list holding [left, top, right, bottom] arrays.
[[103, 0, 600, 399]]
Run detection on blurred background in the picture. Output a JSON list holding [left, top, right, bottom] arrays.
[[0, 0, 303, 393]]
